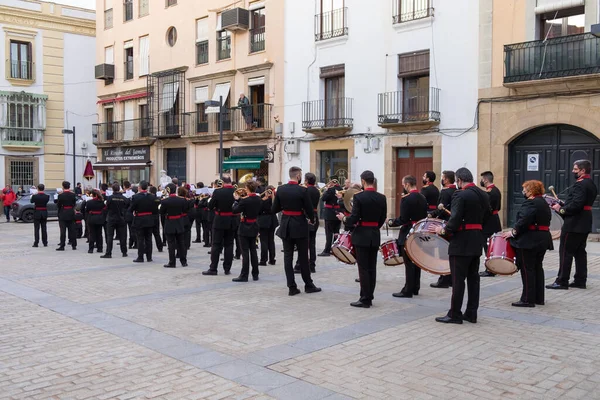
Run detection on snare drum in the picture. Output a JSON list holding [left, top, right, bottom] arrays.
[[331, 231, 356, 265], [484, 233, 517, 275], [543, 195, 563, 240], [380, 240, 403, 266], [404, 218, 450, 275]]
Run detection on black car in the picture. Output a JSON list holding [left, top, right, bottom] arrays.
[[11, 190, 83, 223]]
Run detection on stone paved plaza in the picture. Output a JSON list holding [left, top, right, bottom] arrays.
[[1, 220, 600, 399]]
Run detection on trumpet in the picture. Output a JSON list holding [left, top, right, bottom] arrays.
[[336, 189, 347, 197], [235, 188, 248, 198], [261, 189, 273, 200]]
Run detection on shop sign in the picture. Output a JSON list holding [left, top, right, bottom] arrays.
[[102, 146, 151, 163]]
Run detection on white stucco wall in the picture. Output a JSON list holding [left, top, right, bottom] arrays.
[[283, 0, 479, 187]]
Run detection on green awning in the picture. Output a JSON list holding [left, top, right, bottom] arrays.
[[222, 157, 263, 170]]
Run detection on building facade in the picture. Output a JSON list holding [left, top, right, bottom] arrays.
[[478, 0, 600, 231], [0, 0, 96, 191], [283, 0, 479, 216], [93, 0, 284, 187]]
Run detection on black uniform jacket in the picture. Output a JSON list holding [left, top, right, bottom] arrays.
[[272, 181, 314, 239], [421, 183, 440, 212], [130, 191, 156, 228], [30, 192, 50, 220], [510, 196, 553, 251], [186, 198, 196, 226], [258, 197, 278, 230], [106, 192, 129, 224], [198, 196, 211, 222], [307, 185, 321, 232], [560, 175, 598, 233], [233, 193, 262, 237], [445, 183, 491, 257], [432, 185, 457, 221], [343, 188, 387, 247], [160, 194, 186, 234], [321, 184, 342, 220], [483, 184, 502, 236], [85, 199, 106, 225], [56, 190, 77, 221], [209, 185, 237, 230], [390, 190, 427, 246]]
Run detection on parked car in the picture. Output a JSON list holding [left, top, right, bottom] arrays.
[[11, 190, 83, 223]]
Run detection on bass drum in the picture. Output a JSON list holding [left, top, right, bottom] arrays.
[[404, 218, 450, 275], [331, 231, 356, 265], [549, 211, 563, 240]]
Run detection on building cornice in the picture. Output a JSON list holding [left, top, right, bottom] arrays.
[[237, 62, 274, 74], [0, 6, 96, 37], [188, 69, 237, 83]]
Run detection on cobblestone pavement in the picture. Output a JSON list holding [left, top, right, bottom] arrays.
[[1, 220, 600, 399]]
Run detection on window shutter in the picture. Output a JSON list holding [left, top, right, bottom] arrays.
[[398, 50, 430, 78], [196, 18, 208, 42], [139, 36, 149, 76], [105, 46, 114, 64], [195, 86, 209, 104], [124, 40, 133, 49], [216, 14, 222, 31]]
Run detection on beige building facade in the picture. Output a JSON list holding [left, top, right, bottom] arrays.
[[93, 0, 284, 187], [478, 0, 600, 231]]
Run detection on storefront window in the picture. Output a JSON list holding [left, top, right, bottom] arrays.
[[105, 168, 150, 186]]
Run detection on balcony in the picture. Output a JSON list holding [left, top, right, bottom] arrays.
[[249, 27, 265, 53], [6, 60, 34, 82], [0, 128, 43, 151], [392, 0, 434, 24], [504, 32, 600, 90], [315, 8, 348, 42], [302, 98, 353, 134], [92, 118, 153, 146], [378, 88, 440, 129]]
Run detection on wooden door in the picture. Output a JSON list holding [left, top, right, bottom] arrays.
[[395, 147, 433, 216]]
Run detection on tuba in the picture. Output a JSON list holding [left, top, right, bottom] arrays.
[[238, 172, 254, 186], [342, 188, 361, 212]]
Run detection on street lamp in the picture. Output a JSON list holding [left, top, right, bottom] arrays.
[[205, 96, 224, 179], [62, 127, 76, 186]]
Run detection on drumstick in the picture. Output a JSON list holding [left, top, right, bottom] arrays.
[[437, 203, 451, 216], [548, 186, 559, 200]]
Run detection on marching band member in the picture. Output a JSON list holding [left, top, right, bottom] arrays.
[[199, 185, 212, 248], [232, 181, 262, 282], [85, 189, 106, 254], [431, 168, 490, 324], [319, 176, 342, 257], [547, 160, 598, 290], [272, 166, 321, 296], [502, 180, 553, 307], [30, 184, 49, 247], [337, 171, 387, 308], [430, 170, 457, 289], [123, 181, 137, 249], [130, 181, 155, 263], [480, 171, 502, 277], [102, 183, 129, 258], [421, 171, 440, 213], [193, 182, 205, 243], [183, 185, 194, 250], [55, 181, 77, 251], [148, 186, 164, 253], [388, 175, 427, 298], [258, 185, 278, 266], [306, 174, 321, 273], [160, 183, 188, 268]]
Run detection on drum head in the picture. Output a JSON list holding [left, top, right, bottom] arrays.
[[383, 256, 404, 266], [404, 234, 450, 275], [332, 247, 356, 265], [550, 211, 563, 240], [485, 257, 518, 276]]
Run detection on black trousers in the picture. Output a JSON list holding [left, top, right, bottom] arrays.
[[448, 255, 480, 319], [152, 220, 163, 250], [161, 215, 167, 245], [166, 232, 186, 266], [282, 236, 313, 289], [127, 221, 137, 247], [401, 247, 421, 295], [195, 218, 202, 240], [209, 228, 235, 272], [323, 220, 341, 253], [75, 222, 83, 238], [259, 228, 276, 263], [556, 231, 588, 286], [184, 224, 192, 249], [33, 217, 47, 245], [202, 220, 211, 245], [235, 233, 241, 257], [295, 230, 318, 270], [88, 223, 103, 252], [516, 247, 546, 304], [59, 220, 76, 248], [355, 245, 378, 304], [106, 222, 127, 255], [136, 226, 153, 260], [239, 235, 259, 278]]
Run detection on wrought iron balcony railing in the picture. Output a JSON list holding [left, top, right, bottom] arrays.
[[377, 88, 440, 124], [6, 60, 34, 81], [93, 121, 120, 143], [302, 98, 353, 130], [392, 0, 433, 24], [315, 8, 348, 41], [0, 127, 43, 146], [92, 118, 152, 144], [231, 103, 272, 132], [249, 26, 266, 53], [504, 32, 600, 83]]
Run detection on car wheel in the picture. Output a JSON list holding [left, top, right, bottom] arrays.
[[21, 209, 34, 223]]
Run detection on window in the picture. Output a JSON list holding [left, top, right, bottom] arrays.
[[139, 104, 151, 137], [393, 0, 433, 24], [398, 50, 430, 121], [0, 92, 47, 143], [104, 0, 113, 29], [539, 7, 585, 39], [139, 36, 149, 76], [124, 0, 133, 21], [321, 64, 345, 127], [195, 86, 209, 133], [139, 0, 148, 17], [105, 108, 114, 140], [104, 46, 114, 85], [217, 30, 231, 60], [316, 0, 347, 41], [196, 18, 209, 65], [249, 7, 266, 53], [8, 159, 35, 189], [166, 0, 176, 7], [166, 26, 177, 47], [124, 42, 134, 80], [9, 41, 33, 80]]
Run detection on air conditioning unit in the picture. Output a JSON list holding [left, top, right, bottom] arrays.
[[222, 8, 249, 31], [285, 139, 299, 155], [95, 63, 115, 80]]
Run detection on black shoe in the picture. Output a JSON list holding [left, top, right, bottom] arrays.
[[413, 291, 419, 296], [162, 242, 167, 247], [147, 258, 153, 262], [535, 301, 545, 306], [32, 243, 38, 248], [72, 246, 77, 250], [129, 245, 133, 249], [318, 252, 330, 257], [157, 247, 163, 253], [569, 282, 587, 289], [293, 268, 301, 274], [100, 254, 112, 259], [232, 276, 248, 282], [208, 251, 212, 254], [234, 256, 241, 260], [88, 249, 94, 254], [181, 262, 188, 267], [355, 278, 360, 283], [163, 264, 176, 268], [350, 301, 371, 308], [224, 270, 231, 275], [305, 285, 322, 294], [258, 262, 267, 266], [546, 282, 568, 290], [202, 270, 217, 276], [288, 288, 301, 296], [435, 316, 463, 324], [479, 270, 496, 277], [56, 247, 65, 251], [203, 244, 211, 248], [133, 258, 144, 263], [430, 281, 450, 289], [269, 260, 276, 265], [462, 315, 477, 324], [310, 268, 316, 273], [193, 239, 202, 243], [253, 275, 259, 281], [512, 301, 535, 308], [97, 249, 103, 253], [392, 291, 412, 298]]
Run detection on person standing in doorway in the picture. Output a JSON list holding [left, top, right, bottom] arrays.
[[238, 93, 253, 131]]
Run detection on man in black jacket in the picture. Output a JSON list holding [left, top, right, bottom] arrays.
[[232, 181, 263, 282], [430, 170, 457, 289], [421, 170, 440, 214], [56, 181, 77, 251], [480, 170, 502, 277], [130, 181, 155, 263], [31, 184, 49, 247], [337, 171, 387, 308], [148, 186, 164, 253], [547, 160, 598, 290], [194, 182, 205, 243], [272, 166, 321, 296], [161, 183, 188, 268], [258, 185, 278, 266], [102, 183, 129, 258], [389, 176, 428, 298], [431, 167, 490, 324], [319, 176, 342, 257], [203, 177, 237, 275]]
